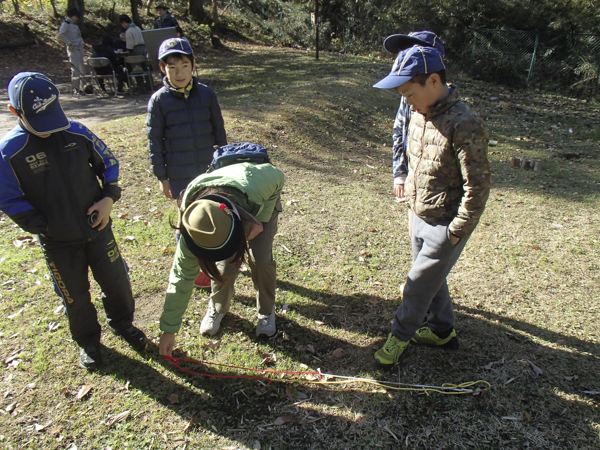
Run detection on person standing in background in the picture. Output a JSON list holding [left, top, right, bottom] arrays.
[[58, 8, 86, 97], [155, 3, 179, 29]]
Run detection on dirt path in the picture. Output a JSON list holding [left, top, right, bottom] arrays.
[[0, 83, 152, 135]]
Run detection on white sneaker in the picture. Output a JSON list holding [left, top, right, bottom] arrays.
[[256, 312, 276, 337], [200, 302, 225, 336]]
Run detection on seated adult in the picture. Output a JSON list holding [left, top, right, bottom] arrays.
[[119, 14, 150, 91], [155, 3, 178, 29], [113, 31, 127, 53], [91, 35, 126, 94]]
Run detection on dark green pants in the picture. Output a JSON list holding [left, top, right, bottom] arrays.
[[211, 200, 281, 315]]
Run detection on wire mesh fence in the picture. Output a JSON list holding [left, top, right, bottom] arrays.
[[215, 1, 600, 99]]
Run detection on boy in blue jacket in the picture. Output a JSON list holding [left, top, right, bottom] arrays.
[[147, 38, 227, 286], [0, 72, 147, 370]]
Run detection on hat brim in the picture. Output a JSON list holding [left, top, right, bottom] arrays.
[[22, 112, 69, 135], [373, 74, 414, 89], [181, 194, 245, 262], [383, 35, 433, 54]]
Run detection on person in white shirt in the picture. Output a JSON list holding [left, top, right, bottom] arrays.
[[57, 8, 86, 96]]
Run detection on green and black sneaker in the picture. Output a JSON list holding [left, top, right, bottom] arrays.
[[374, 333, 410, 367], [411, 326, 459, 350]]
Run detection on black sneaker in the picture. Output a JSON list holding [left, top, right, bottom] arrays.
[[79, 345, 102, 370], [111, 325, 148, 352]]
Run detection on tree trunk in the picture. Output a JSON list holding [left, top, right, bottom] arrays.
[[11, 0, 20, 15], [130, 0, 142, 27], [49, 0, 60, 18], [190, 0, 206, 23], [212, 1, 220, 26]]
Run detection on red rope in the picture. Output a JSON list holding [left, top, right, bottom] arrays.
[[164, 355, 323, 385]]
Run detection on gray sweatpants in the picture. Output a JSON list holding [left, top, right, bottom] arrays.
[[210, 199, 281, 315], [67, 46, 86, 91], [391, 213, 469, 341]]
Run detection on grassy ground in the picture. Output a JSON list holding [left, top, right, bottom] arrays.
[[0, 44, 599, 449]]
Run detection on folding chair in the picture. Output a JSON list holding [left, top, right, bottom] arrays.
[[63, 60, 92, 94], [86, 57, 118, 97], [124, 55, 153, 95]]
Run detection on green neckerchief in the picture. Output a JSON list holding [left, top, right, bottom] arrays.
[[168, 78, 194, 99]]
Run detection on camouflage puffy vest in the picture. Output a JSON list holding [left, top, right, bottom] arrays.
[[404, 89, 491, 237]]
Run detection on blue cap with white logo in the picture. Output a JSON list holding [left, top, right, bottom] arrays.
[[158, 38, 193, 60], [373, 45, 445, 90], [8, 72, 69, 134]]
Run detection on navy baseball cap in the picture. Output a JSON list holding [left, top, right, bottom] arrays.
[[158, 38, 193, 60], [8, 72, 69, 134], [383, 31, 445, 56], [373, 45, 445, 89]]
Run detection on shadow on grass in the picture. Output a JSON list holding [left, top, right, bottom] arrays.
[[115, 276, 600, 447]]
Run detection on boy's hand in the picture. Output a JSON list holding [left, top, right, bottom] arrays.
[[159, 180, 173, 199], [159, 332, 176, 356], [450, 234, 461, 246], [87, 197, 114, 231], [394, 184, 405, 202], [246, 221, 264, 241]]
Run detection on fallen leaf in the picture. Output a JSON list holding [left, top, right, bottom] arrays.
[[524, 411, 531, 422], [198, 411, 211, 421], [253, 441, 261, 450], [484, 361, 495, 370], [526, 360, 543, 376], [285, 388, 295, 402], [297, 392, 308, 401], [359, 250, 371, 257], [332, 348, 347, 358], [168, 393, 179, 404], [563, 375, 578, 381], [556, 339, 566, 345], [183, 417, 194, 432], [49, 425, 64, 434], [273, 415, 293, 426], [201, 393, 210, 401], [583, 390, 600, 395], [123, 236, 135, 241], [5, 402, 16, 412], [205, 340, 221, 350], [106, 410, 130, 427], [260, 353, 276, 364], [7, 308, 24, 319], [140, 415, 148, 424], [305, 344, 315, 354], [120, 213, 128, 219], [426, 402, 439, 415], [35, 422, 51, 432], [161, 247, 173, 255], [425, 428, 432, 437], [501, 416, 519, 421], [75, 385, 92, 400]]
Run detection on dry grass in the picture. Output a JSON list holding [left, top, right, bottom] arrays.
[[0, 44, 598, 449]]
